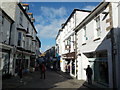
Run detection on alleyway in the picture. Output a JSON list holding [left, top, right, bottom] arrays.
[[3, 69, 89, 89]]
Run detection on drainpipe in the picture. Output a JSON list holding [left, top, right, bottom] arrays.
[[74, 31, 77, 79], [74, 12, 77, 78], [109, 3, 117, 89]]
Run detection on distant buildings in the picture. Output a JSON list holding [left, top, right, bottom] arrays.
[[0, 2, 41, 77], [56, 2, 120, 89]]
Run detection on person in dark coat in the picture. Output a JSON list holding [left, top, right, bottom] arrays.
[[18, 67, 23, 82], [40, 62, 46, 79], [86, 65, 93, 84]]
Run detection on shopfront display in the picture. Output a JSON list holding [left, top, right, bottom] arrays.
[[88, 51, 109, 86], [2, 50, 10, 75], [94, 58, 108, 85]]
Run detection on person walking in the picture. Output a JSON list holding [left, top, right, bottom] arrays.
[[18, 66, 23, 82], [40, 62, 46, 79], [86, 65, 93, 84]]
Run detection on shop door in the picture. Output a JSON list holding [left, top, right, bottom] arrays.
[[94, 60, 109, 86]]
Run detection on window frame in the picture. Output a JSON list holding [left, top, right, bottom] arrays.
[[18, 32, 22, 46], [19, 11, 23, 26], [95, 15, 101, 37]]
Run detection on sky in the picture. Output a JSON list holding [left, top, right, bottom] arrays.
[[24, 2, 100, 52]]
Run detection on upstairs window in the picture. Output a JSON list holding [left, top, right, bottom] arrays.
[[82, 26, 87, 45], [19, 12, 23, 26], [23, 34, 25, 48], [95, 16, 101, 38], [0, 16, 4, 25], [27, 22, 29, 33], [18, 32, 22, 46]]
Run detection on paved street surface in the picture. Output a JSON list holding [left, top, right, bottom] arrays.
[[3, 69, 90, 89]]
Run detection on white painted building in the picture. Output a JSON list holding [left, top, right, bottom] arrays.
[[56, 9, 91, 78], [74, 2, 120, 89]]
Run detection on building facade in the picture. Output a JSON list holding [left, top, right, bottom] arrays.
[[74, 2, 119, 89], [56, 9, 91, 78], [1, 2, 41, 76], [56, 1, 120, 89], [0, 8, 14, 77]]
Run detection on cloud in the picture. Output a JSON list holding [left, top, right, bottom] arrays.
[[34, 6, 67, 52], [35, 18, 65, 38], [40, 6, 67, 19], [82, 5, 96, 11], [35, 6, 67, 38]]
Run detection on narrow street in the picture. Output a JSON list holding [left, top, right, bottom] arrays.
[[18, 69, 87, 89], [3, 69, 89, 89]]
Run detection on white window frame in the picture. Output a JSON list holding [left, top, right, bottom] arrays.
[[94, 16, 101, 39], [82, 26, 87, 44]]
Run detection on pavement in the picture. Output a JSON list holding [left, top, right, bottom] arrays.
[[2, 69, 92, 89], [2, 71, 38, 89]]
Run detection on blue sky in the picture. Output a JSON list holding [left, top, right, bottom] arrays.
[[24, 2, 100, 52]]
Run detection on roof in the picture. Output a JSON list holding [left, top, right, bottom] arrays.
[[62, 9, 91, 29], [74, 2, 110, 32], [27, 13, 33, 15], [0, 8, 14, 23], [18, 3, 37, 33], [55, 29, 63, 40], [21, 4, 29, 6]]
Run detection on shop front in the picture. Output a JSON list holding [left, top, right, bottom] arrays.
[[15, 53, 29, 74], [30, 55, 36, 72], [15, 48, 32, 74], [62, 52, 75, 75], [2, 49, 10, 76], [0, 44, 13, 78], [88, 51, 109, 86]]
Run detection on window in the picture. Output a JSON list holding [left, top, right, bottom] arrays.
[[23, 34, 25, 48], [32, 28, 34, 36], [82, 26, 87, 44], [95, 16, 101, 37], [0, 15, 2, 24], [26, 38, 29, 49], [19, 12, 23, 26], [27, 22, 29, 33], [2, 16, 4, 25], [18, 32, 22, 46]]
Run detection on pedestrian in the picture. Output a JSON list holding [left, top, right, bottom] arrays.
[[86, 65, 93, 84], [18, 67, 23, 82], [40, 62, 46, 79]]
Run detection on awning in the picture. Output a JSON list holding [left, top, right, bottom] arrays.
[[62, 52, 75, 59]]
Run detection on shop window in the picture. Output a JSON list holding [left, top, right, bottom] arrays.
[[94, 61, 109, 85], [2, 52, 10, 75]]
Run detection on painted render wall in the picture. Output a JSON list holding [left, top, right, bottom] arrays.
[[16, 4, 37, 52], [76, 3, 114, 87], [60, 10, 91, 75]]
